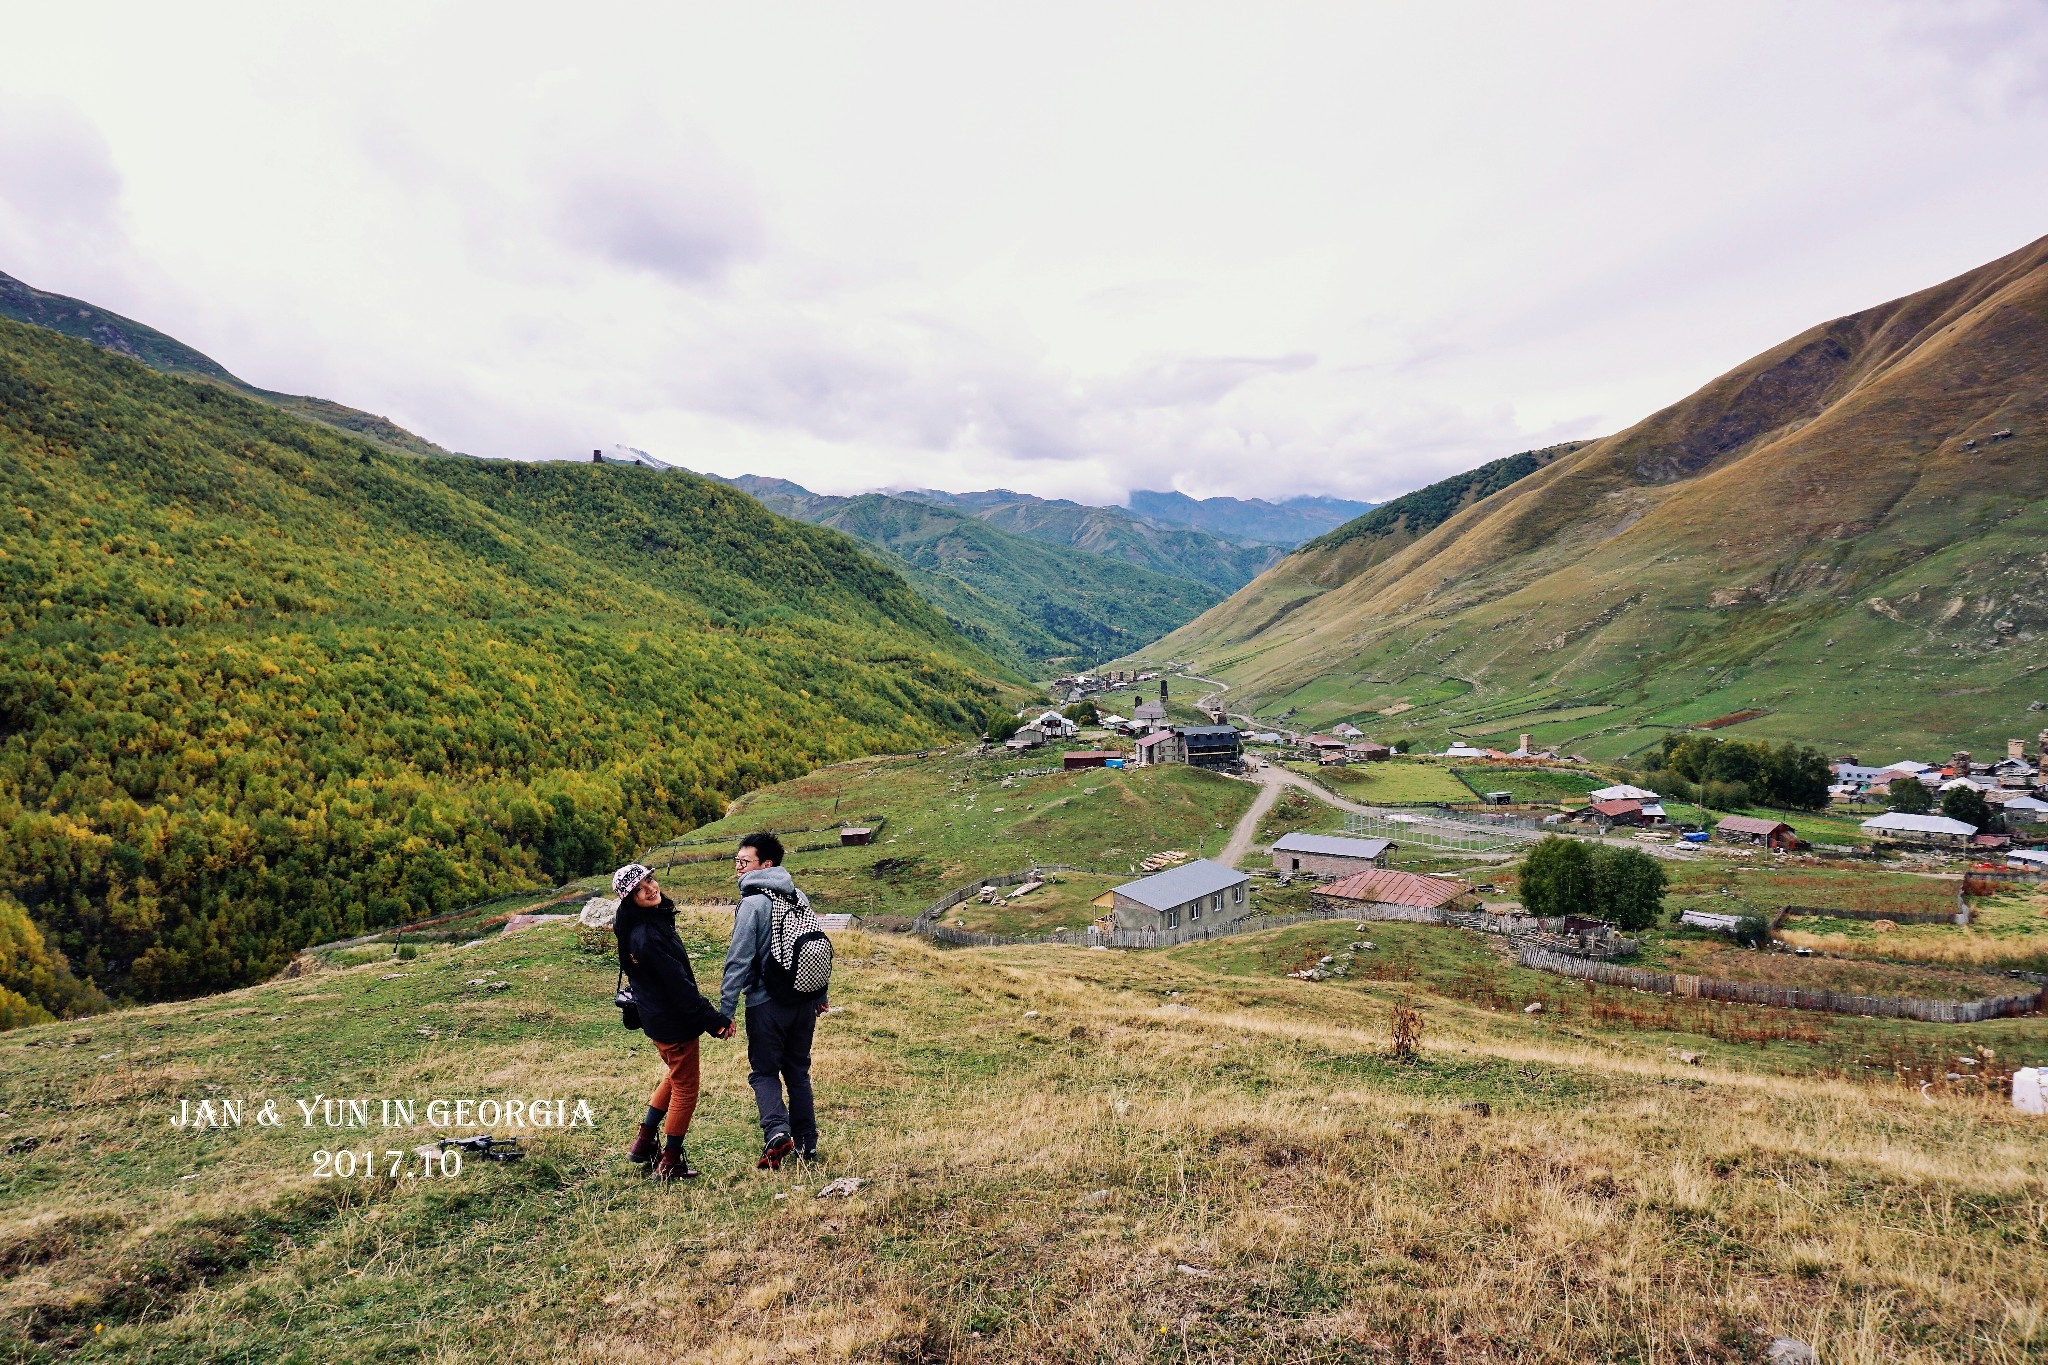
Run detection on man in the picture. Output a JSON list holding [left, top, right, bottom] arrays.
[[719, 832, 828, 1169]]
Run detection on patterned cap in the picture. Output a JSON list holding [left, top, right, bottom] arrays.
[[611, 863, 654, 899]]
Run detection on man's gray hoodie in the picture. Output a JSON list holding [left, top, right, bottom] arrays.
[[720, 865, 811, 1017]]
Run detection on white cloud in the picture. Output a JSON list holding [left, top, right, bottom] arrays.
[[3, 1, 2047, 504]]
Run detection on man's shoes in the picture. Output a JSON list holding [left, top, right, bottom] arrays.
[[652, 1147, 700, 1182], [758, 1132, 796, 1170], [625, 1122, 661, 1165]]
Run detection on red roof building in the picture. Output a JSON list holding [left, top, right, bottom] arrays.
[[1313, 868, 1476, 912]]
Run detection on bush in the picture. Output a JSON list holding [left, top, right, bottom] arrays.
[[1062, 699, 1099, 726], [394, 943, 418, 961]]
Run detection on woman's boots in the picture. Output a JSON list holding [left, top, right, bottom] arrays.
[[626, 1107, 664, 1166], [652, 1136, 699, 1181]]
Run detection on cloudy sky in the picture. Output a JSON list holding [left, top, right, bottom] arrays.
[[5, 3, 2047, 504]]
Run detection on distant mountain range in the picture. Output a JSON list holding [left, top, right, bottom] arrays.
[[708, 476, 1229, 670], [895, 484, 1374, 548], [1143, 232, 2048, 763]]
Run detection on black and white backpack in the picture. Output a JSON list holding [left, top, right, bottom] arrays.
[[758, 886, 834, 1004]]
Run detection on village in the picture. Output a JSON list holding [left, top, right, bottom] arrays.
[[947, 668, 2048, 1035]]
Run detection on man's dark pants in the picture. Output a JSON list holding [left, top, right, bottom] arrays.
[[745, 997, 816, 1146]]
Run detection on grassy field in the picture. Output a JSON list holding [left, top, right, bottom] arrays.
[[1282, 759, 1472, 805], [1779, 883, 2048, 973], [7, 913, 2046, 1362], [946, 872, 1123, 936], [1449, 765, 1604, 805], [637, 748, 1256, 919], [1632, 933, 2020, 1002]]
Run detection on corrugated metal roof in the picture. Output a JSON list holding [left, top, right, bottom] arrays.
[[1317, 867, 1469, 909], [1270, 832, 1392, 859], [1114, 858, 1249, 910], [1860, 813, 1978, 835], [1716, 815, 1792, 836]]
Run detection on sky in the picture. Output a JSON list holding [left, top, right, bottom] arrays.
[[4, 2, 2048, 505]]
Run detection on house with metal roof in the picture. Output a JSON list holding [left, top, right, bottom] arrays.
[[1110, 858, 1251, 933], [1179, 724, 1243, 772], [1715, 815, 1797, 850], [1589, 783, 1659, 802], [1270, 831, 1393, 877], [1860, 812, 1978, 847], [1311, 868, 1477, 914]]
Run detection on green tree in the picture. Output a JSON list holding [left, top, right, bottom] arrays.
[[0, 894, 104, 1025], [986, 710, 1022, 743], [1887, 778, 1933, 814], [1518, 837, 1594, 918], [1941, 785, 1992, 830], [1589, 845, 1667, 931], [1062, 699, 1100, 725]]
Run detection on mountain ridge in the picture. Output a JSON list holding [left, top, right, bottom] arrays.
[[0, 268, 455, 460], [1141, 232, 2048, 760]]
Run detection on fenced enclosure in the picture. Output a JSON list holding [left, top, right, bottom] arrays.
[[1516, 946, 2043, 1023], [1342, 810, 1521, 854]]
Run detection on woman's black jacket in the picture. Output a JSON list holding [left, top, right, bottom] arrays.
[[616, 897, 729, 1045]]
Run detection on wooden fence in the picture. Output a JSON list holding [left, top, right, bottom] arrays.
[[916, 906, 1362, 951], [1515, 946, 2044, 1023]]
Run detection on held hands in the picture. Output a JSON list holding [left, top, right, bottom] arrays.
[[813, 999, 830, 1019], [712, 1016, 736, 1040]]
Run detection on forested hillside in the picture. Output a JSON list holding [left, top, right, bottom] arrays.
[[0, 319, 1003, 1010]]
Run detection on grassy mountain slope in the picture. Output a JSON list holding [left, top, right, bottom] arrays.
[[0, 269, 452, 459], [0, 318, 1003, 1005], [5, 905, 2040, 1360], [718, 478, 1227, 670], [1145, 234, 2048, 760]]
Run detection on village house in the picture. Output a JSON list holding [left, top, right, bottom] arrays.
[[1715, 815, 1798, 850], [1004, 725, 1046, 751], [1180, 724, 1244, 773], [1589, 783, 1659, 803], [2008, 849, 2048, 872], [1442, 742, 1495, 759], [1131, 698, 1168, 730], [1332, 723, 1364, 738], [1578, 798, 1651, 828], [1131, 729, 1185, 767], [1110, 859, 1251, 933], [1345, 740, 1392, 762], [1031, 710, 1079, 739], [1301, 734, 1349, 765], [1270, 831, 1394, 877], [1061, 750, 1123, 771], [1311, 867, 1479, 916], [1860, 811, 1978, 848]]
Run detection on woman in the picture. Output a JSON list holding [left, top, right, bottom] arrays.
[[613, 862, 733, 1181]]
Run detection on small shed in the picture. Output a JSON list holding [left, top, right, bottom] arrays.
[[1715, 815, 1796, 850], [1062, 750, 1122, 771], [1270, 831, 1394, 877], [840, 827, 873, 847]]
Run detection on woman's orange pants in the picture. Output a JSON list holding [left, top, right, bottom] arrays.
[[649, 1038, 701, 1137]]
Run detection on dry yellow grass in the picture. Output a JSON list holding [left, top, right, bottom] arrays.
[[4, 916, 2046, 1362]]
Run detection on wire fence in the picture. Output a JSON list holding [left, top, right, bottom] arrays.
[[1341, 811, 1521, 854]]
